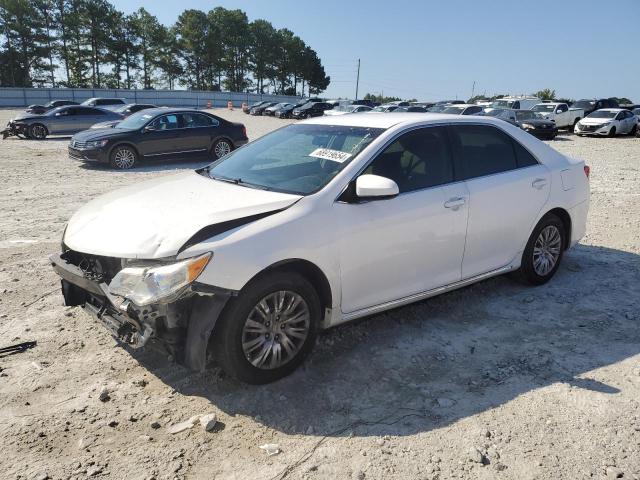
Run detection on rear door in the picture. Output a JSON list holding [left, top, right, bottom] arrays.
[[75, 107, 108, 131], [176, 113, 219, 159], [448, 124, 550, 279], [137, 113, 182, 159]]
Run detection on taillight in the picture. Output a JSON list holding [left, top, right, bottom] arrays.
[[584, 165, 590, 178]]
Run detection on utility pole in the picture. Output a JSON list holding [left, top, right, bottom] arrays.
[[471, 80, 476, 100], [355, 58, 360, 100]]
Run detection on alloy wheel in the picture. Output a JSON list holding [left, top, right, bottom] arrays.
[[32, 125, 47, 139], [241, 290, 311, 370], [113, 148, 135, 169], [214, 140, 232, 158], [532, 225, 562, 276]]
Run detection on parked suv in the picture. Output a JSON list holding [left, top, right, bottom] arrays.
[[291, 102, 332, 119], [571, 98, 619, 116], [51, 114, 589, 384]]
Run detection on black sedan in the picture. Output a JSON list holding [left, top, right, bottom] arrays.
[[26, 99, 78, 115], [275, 102, 307, 119], [68, 108, 248, 169]]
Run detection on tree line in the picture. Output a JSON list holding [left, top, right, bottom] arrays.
[[0, 1, 331, 95]]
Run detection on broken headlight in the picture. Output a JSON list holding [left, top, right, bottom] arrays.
[[108, 253, 212, 306]]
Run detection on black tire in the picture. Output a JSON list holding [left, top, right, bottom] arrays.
[[516, 213, 566, 286], [109, 144, 138, 169], [211, 138, 233, 159], [608, 126, 616, 138], [570, 118, 580, 131], [213, 271, 321, 384], [28, 123, 48, 140], [629, 124, 637, 136]]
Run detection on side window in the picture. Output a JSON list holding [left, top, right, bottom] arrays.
[[77, 108, 103, 115], [513, 141, 539, 168], [181, 113, 216, 128], [362, 127, 453, 193], [557, 104, 568, 113], [150, 114, 179, 130], [513, 101, 520, 109], [615, 112, 624, 120], [449, 125, 518, 180]]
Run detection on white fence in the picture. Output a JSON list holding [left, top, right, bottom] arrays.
[[0, 88, 303, 108]]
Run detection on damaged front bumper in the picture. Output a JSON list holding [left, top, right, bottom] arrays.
[[1, 121, 28, 139], [49, 251, 235, 371]]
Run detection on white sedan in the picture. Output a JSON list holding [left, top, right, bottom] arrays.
[[574, 108, 638, 137], [51, 113, 590, 384], [324, 104, 372, 116]]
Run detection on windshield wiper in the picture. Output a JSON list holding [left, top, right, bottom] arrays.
[[209, 174, 270, 191]]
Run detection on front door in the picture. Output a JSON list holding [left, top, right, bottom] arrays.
[[447, 124, 551, 279], [138, 114, 183, 159], [337, 126, 469, 314]]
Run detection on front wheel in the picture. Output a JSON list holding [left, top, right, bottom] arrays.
[[212, 138, 233, 159], [109, 144, 138, 169], [516, 214, 565, 285], [608, 126, 616, 138], [28, 123, 48, 140], [213, 271, 321, 384], [629, 124, 637, 136]]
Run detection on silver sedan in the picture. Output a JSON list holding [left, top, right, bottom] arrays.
[[2, 106, 123, 139]]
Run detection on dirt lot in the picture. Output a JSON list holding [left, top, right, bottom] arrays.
[[0, 108, 639, 480]]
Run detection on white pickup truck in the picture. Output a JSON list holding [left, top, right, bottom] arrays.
[[531, 103, 584, 130]]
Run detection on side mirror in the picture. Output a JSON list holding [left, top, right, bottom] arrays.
[[356, 174, 399, 199], [143, 124, 156, 133]]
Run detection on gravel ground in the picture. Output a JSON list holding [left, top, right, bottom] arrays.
[[0, 108, 639, 480]]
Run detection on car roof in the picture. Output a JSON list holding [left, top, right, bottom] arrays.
[[132, 107, 212, 116], [303, 112, 508, 129], [597, 108, 624, 113]]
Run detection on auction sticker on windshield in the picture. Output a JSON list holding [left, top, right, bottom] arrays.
[[309, 148, 352, 163]]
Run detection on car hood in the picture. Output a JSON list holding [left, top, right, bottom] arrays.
[[521, 119, 555, 127], [13, 112, 46, 121], [71, 127, 130, 141], [581, 118, 613, 126], [90, 120, 120, 129], [63, 170, 301, 259]]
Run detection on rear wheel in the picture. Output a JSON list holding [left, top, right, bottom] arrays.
[[516, 214, 565, 285], [608, 126, 616, 137], [212, 138, 233, 159], [213, 271, 320, 384], [109, 144, 137, 169], [28, 123, 48, 140]]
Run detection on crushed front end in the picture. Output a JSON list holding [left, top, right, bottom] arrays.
[[50, 247, 232, 370], [1, 120, 28, 139]]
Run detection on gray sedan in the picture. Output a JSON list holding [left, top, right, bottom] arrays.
[[2, 106, 123, 140]]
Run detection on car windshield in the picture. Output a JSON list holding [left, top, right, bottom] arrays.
[[372, 106, 386, 112], [114, 111, 156, 130], [516, 110, 536, 120], [44, 101, 58, 107], [45, 107, 66, 116], [205, 124, 384, 195], [633, 109, 640, 116], [587, 110, 616, 119], [484, 109, 505, 117], [114, 104, 131, 113], [442, 106, 465, 114], [532, 104, 556, 112]]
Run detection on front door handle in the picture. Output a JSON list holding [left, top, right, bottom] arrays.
[[444, 197, 466, 209], [532, 178, 548, 190]]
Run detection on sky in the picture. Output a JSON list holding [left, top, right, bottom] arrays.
[[111, 0, 640, 102]]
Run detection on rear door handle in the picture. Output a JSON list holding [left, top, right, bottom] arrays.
[[444, 197, 466, 209], [532, 178, 547, 189]]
